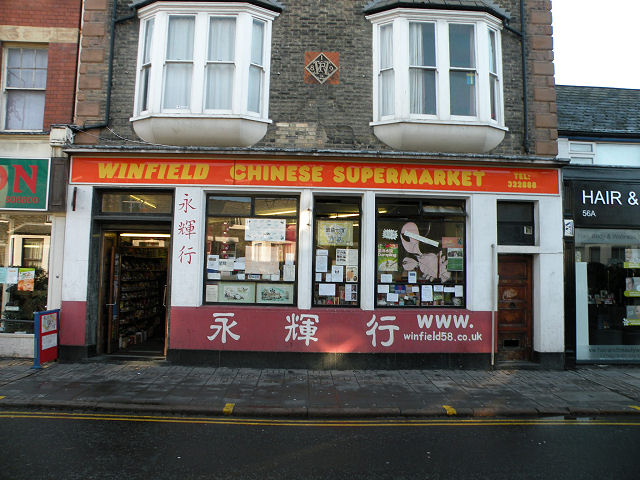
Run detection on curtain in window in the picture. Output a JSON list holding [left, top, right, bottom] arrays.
[[379, 24, 394, 117], [488, 29, 498, 120], [409, 22, 436, 115], [163, 16, 194, 109], [206, 17, 235, 110], [248, 20, 264, 113], [140, 19, 154, 111]]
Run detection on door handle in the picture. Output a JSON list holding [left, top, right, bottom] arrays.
[[163, 285, 167, 307]]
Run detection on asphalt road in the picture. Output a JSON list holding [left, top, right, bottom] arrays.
[[1, 411, 639, 480]]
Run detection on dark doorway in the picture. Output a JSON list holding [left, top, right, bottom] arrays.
[[497, 255, 533, 361]]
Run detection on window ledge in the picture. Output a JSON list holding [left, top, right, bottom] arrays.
[[131, 114, 271, 147], [371, 119, 507, 153]]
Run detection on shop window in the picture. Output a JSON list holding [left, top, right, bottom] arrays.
[[312, 198, 361, 307], [0, 214, 51, 334], [497, 201, 534, 246], [204, 195, 297, 305], [100, 191, 173, 215], [366, 8, 506, 153], [2, 47, 48, 131], [131, 2, 279, 147], [575, 228, 640, 360], [376, 199, 466, 307]]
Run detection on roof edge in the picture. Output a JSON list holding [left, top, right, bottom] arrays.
[[363, 1, 509, 21], [129, 0, 284, 13]]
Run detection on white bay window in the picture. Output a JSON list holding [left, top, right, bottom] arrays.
[[131, 2, 278, 147], [367, 9, 507, 153]]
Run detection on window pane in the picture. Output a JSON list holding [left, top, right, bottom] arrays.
[[313, 199, 361, 306], [450, 71, 476, 116], [380, 24, 392, 69], [163, 63, 192, 109], [251, 20, 264, 66], [248, 65, 262, 113], [410, 69, 436, 115], [101, 192, 173, 214], [6, 91, 45, 130], [255, 198, 298, 216], [205, 196, 298, 305], [166, 16, 194, 60], [6, 48, 47, 88], [409, 22, 435, 67], [490, 75, 498, 120], [449, 24, 475, 68], [376, 199, 466, 308], [488, 29, 497, 74], [380, 70, 394, 116], [143, 19, 154, 64], [140, 67, 151, 111], [205, 64, 234, 109], [209, 17, 235, 61], [208, 196, 252, 216]]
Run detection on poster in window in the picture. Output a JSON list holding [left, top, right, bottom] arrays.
[[256, 283, 294, 304], [17, 268, 35, 292], [345, 266, 358, 282], [625, 277, 640, 297], [377, 243, 398, 271], [317, 221, 353, 246], [447, 248, 464, 271], [625, 249, 640, 268], [245, 218, 286, 242], [219, 282, 255, 303], [336, 248, 359, 266]]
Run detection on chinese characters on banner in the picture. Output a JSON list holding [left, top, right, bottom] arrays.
[[177, 192, 197, 265]]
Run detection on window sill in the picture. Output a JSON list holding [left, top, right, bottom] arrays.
[[371, 119, 507, 153], [130, 113, 271, 147]]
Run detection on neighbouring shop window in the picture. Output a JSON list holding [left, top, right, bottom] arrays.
[[0, 214, 50, 334], [313, 198, 361, 306], [376, 199, 466, 307], [497, 201, 535, 245], [575, 228, 640, 361], [204, 196, 297, 305], [101, 192, 173, 215]]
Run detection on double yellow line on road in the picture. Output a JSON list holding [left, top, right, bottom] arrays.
[[1, 410, 640, 427]]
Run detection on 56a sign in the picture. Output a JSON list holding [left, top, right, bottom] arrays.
[[0, 158, 49, 210]]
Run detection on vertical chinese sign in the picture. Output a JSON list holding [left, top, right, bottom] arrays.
[[172, 188, 202, 306]]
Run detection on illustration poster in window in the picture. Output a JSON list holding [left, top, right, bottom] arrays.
[[447, 248, 464, 271], [219, 282, 255, 303], [377, 243, 398, 272], [257, 283, 294, 304], [317, 221, 353, 246], [17, 268, 35, 292]]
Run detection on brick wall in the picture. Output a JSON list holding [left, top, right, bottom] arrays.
[[43, 43, 78, 128], [75, 0, 558, 157], [2, 0, 81, 29]]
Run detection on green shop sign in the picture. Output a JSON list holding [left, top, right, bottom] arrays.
[[0, 158, 49, 210]]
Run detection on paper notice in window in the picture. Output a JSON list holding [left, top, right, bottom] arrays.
[[283, 264, 295, 282], [422, 285, 433, 302], [331, 265, 344, 283], [315, 255, 328, 273], [205, 284, 219, 302], [319, 283, 336, 296], [377, 284, 389, 294], [380, 273, 393, 283], [455, 285, 464, 297], [408, 271, 417, 284], [387, 292, 399, 303]]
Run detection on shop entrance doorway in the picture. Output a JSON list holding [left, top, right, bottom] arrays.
[[97, 229, 170, 358], [497, 255, 533, 361]]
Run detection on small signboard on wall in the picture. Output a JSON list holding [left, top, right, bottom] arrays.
[[0, 158, 50, 210]]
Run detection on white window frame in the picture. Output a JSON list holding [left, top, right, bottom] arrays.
[[368, 9, 505, 128], [132, 2, 275, 121], [1, 45, 48, 132]]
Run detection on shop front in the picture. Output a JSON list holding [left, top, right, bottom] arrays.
[[60, 154, 564, 367], [565, 169, 640, 363]]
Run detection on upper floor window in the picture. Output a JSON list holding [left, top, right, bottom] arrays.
[[2, 47, 48, 131], [367, 9, 507, 153], [131, 2, 278, 147], [568, 141, 596, 165]]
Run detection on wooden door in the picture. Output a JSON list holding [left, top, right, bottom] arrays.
[[497, 255, 533, 361]]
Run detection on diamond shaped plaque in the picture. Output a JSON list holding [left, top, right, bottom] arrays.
[[305, 53, 339, 84]]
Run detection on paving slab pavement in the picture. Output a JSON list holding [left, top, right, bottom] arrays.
[[2, 358, 640, 418]]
